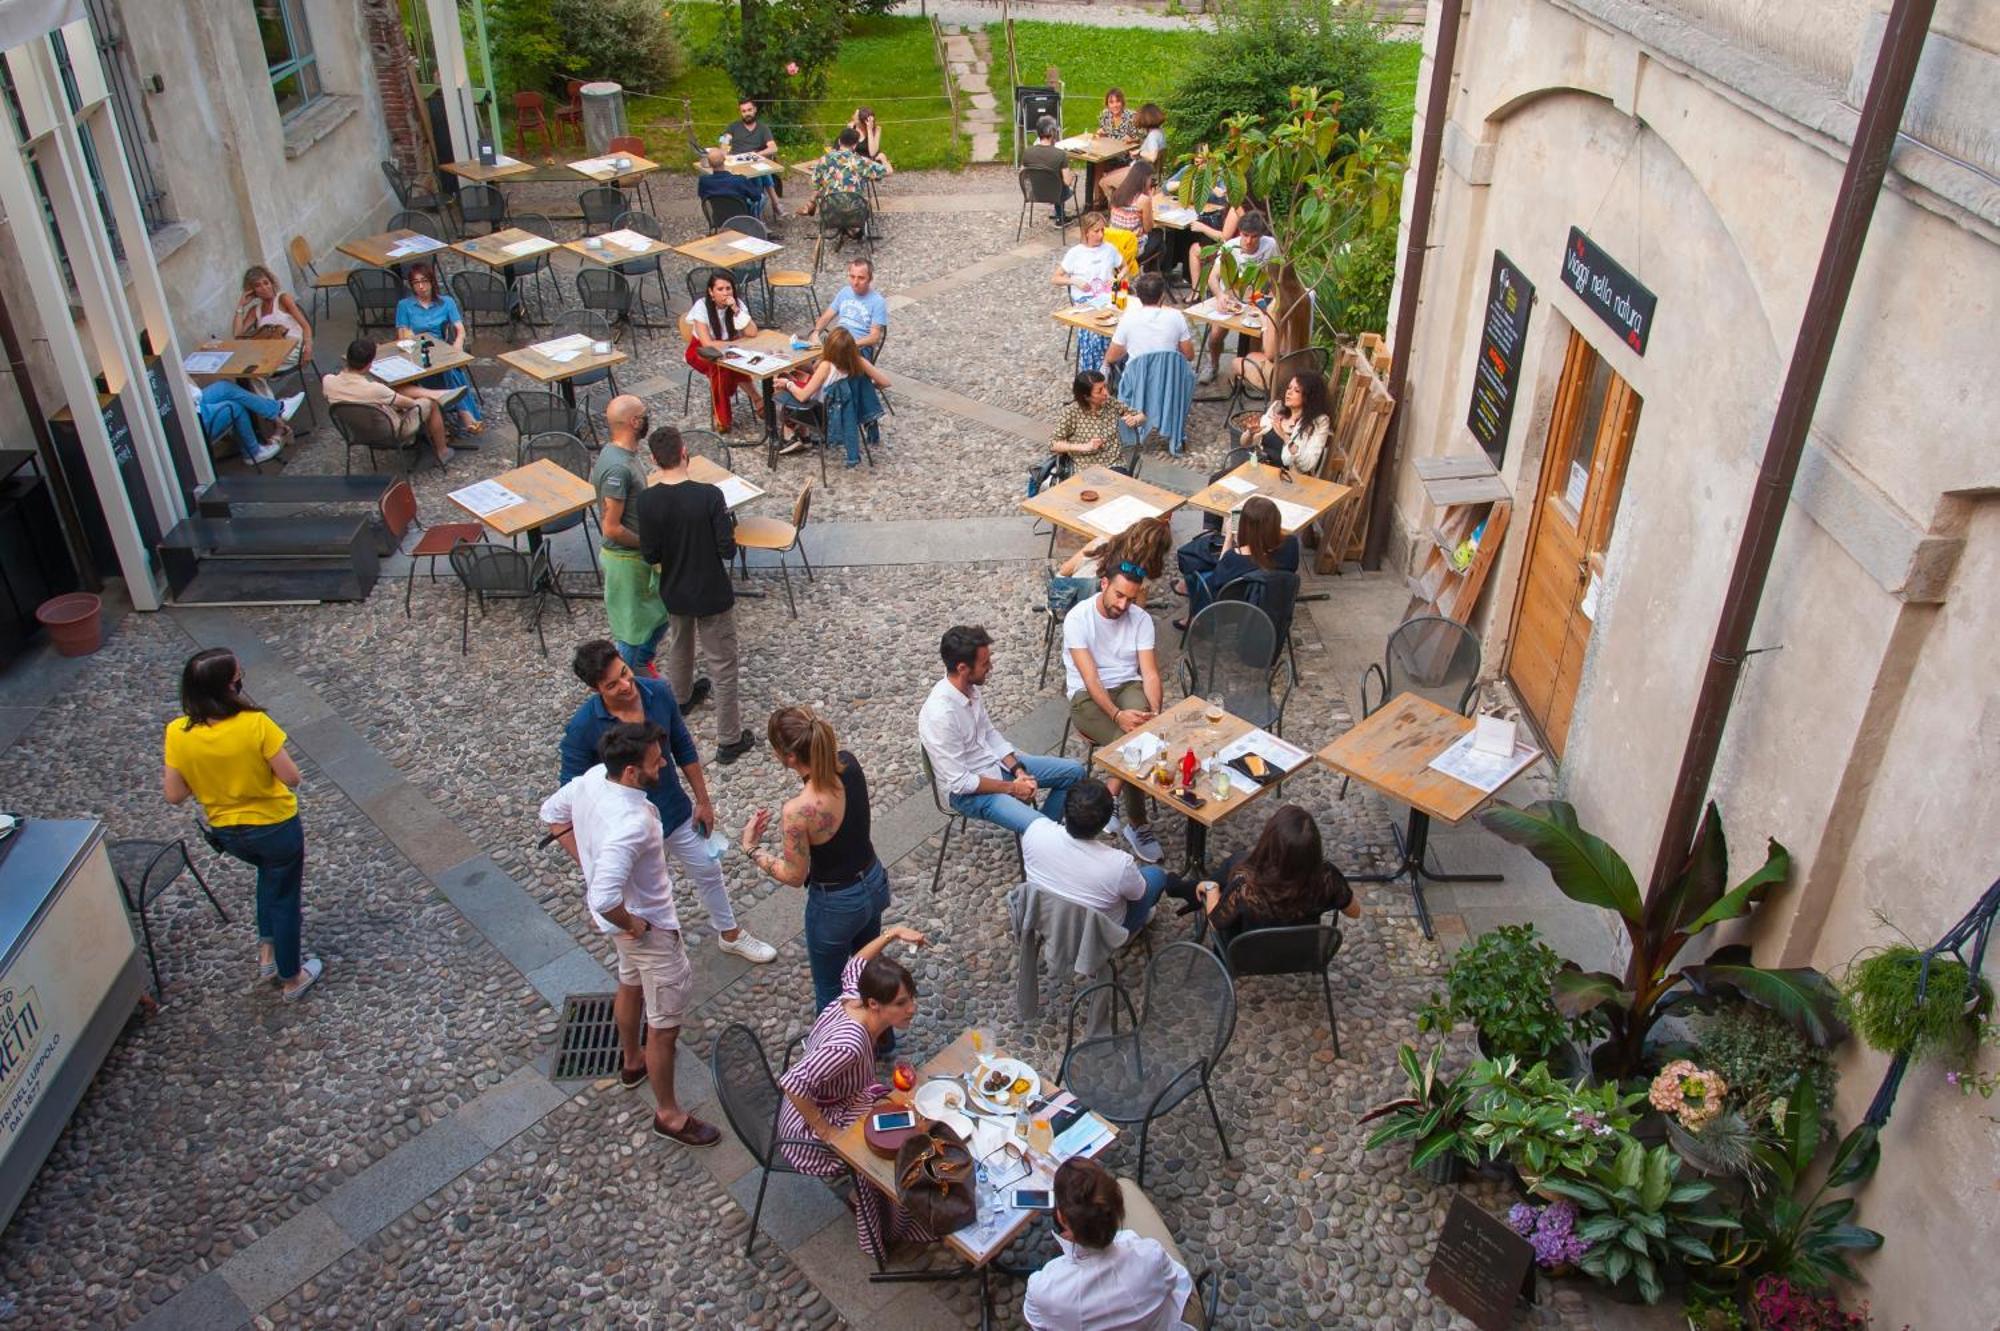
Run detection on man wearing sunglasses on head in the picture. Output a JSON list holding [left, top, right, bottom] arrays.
[[1061, 559, 1164, 863]]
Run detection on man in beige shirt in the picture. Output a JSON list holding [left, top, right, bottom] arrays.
[[322, 338, 461, 466]]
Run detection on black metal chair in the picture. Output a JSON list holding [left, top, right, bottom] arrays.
[[710, 1024, 877, 1264], [454, 183, 509, 238], [382, 159, 447, 229], [516, 430, 602, 585], [552, 307, 621, 431], [109, 838, 228, 997], [345, 268, 403, 334], [1180, 600, 1295, 734], [505, 389, 584, 445], [609, 210, 673, 326], [578, 185, 627, 236], [331, 401, 428, 475], [1208, 922, 1344, 1056], [1345, 615, 1483, 798], [386, 209, 446, 244], [450, 269, 520, 343], [720, 216, 773, 320], [917, 746, 1027, 893], [448, 541, 571, 656], [1038, 563, 1092, 689], [575, 268, 638, 342], [1216, 568, 1302, 677], [702, 191, 757, 234], [813, 191, 871, 272], [1018, 165, 1072, 242], [1059, 941, 1237, 1186], [267, 345, 320, 428], [504, 212, 562, 319]]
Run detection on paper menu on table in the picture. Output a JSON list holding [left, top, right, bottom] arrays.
[[1051, 1113, 1113, 1162], [1079, 493, 1162, 535], [491, 154, 521, 166], [598, 228, 653, 252], [449, 479, 523, 518], [1215, 729, 1311, 775], [386, 234, 445, 257], [715, 476, 762, 508], [721, 348, 787, 374], [1215, 474, 1257, 495], [569, 157, 612, 175], [1055, 135, 1092, 151], [727, 235, 781, 256], [503, 236, 555, 256], [369, 355, 423, 382], [1426, 730, 1541, 794], [181, 350, 231, 374], [1270, 497, 1321, 532], [530, 333, 593, 363], [1154, 204, 1197, 226], [1118, 731, 1167, 769]]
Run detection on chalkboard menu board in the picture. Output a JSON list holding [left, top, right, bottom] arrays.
[[49, 391, 162, 579], [1562, 227, 1656, 356], [1466, 251, 1534, 463], [1424, 1195, 1535, 1331], [143, 356, 199, 503]]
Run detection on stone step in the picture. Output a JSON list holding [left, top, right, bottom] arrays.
[[967, 92, 997, 112], [969, 131, 1001, 163], [959, 71, 991, 94]]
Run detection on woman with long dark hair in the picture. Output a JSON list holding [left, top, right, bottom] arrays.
[[1104, 159, 1159, 268], [394, 262, 483, 434], [1255, 368, 1332, 473], [161, 648, 323, 1000], [682, 269, 760, 431], [1196, 804, 1359, 947], [1172, 494, 1300, 630], [775, 325, 891, 465], [740, 706, 890, 1015]]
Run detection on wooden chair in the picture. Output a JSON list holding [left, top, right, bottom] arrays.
[[555, 79, 585, 146], [288, 235, 353, 322], [380, 478, 484, 616], [734, 480, 814, 618], [511, 91, 557, 160], [765, 266, 820, 325]]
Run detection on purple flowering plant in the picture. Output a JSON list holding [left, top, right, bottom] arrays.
[[1505, 1200, 1592, 1270]]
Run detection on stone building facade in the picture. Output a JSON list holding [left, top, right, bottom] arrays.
[[1383, 1, 1998, 1323]]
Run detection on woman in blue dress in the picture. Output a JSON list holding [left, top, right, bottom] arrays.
[[394, 262, 483, 435]]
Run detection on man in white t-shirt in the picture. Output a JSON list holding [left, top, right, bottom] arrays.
[[1022, 779, 1190, 932], [1105, 273, 1193, 368], [1063, 562, 1164, 862]]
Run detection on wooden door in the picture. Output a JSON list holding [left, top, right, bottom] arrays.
[[1505, 330, 1640, 759]]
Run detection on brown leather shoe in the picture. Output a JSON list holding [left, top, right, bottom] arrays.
[[653, 1112, 722, 1146]]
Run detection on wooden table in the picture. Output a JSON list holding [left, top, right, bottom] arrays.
[[441, 156, 536, 184], [338, 228, 448, 270], [568, 153, 659, 185], [1315, 692, 1527, 938], [497, 335, 627, 408], [691, 329, 821, 460], [185, 339, 296, 384], [1182, 297, 1266, 342], [1057, 134, 1138, 204], [717, 153, 783, 180], [452, 228, 560, 271], [1187, 461, 1352, 535], [1092, 696, 1307, 873], [821, 1029, 1116, 1325], [369, 341, 474, 388], [563, 231, 674, 266], [1019, 464, 1184, 558], [685, 455, 765, 511], [446, 458, 595, 540], [1051, 302, 1120, 340], [672, 231, 785, 271]]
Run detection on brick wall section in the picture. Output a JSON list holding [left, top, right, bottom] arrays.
[[361, 0, 428, 178]]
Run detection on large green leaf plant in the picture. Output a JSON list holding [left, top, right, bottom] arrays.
[[1537, 1139, 1740, 1304], [1460, 1055, 1645, 1182], [1479, 800, 1845, 1080]]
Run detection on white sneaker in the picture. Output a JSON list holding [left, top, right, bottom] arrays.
[[1104, 813, 1124, 838], [437, 385, 469, 408], [1197, 362, 1218, 385], [279, 392, 306, 421], [1122, 822, 1164, 864], [718, 930, 778, 964], [249, 440, 283, 465]]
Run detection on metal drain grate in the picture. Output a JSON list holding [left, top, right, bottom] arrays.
[[551, 992, 640, 1080]]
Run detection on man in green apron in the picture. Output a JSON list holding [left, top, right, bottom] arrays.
[[593, 396, 710, 709]]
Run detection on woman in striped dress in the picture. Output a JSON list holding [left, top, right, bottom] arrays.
[[778, 925, 936, 1261]]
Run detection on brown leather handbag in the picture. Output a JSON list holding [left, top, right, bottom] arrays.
[[894, 1121, 978, 1234]]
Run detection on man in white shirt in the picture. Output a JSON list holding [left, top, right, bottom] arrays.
[[919, 624, 1085, 838], [1022, 780, 1188, 932], [1023, 1157, 1196, 1331], [1104, 273, 1193, 368], [1063, 562, 1164, 863], [538, 721, 720, 1146]]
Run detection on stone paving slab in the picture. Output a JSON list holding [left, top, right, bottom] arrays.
[[128, 1271, 250, 1331], [317, 1118, 491, 1241], [728, 1168, 850, 1251], [215, 1205, 352, 1313], [456, 1064, 572, 1150], [433, 853, 584, 977], [525, 943, 616, 1006]]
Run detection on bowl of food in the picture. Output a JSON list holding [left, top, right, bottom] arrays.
[[1078, 489, 1100, 502], [969, 1058, 1040, 1113]]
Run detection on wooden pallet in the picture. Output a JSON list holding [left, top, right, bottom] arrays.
[[1312, 332, 1396, 574]]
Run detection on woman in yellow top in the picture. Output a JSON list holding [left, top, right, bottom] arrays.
[[162, 648, 323, 1000]]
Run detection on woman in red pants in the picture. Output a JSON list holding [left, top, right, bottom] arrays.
[[682, 269, 759, 431]]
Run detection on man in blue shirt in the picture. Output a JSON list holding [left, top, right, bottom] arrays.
[[809, 257, 888, 359], [559, 639, 776, 963], [695, 147, 766, 219]]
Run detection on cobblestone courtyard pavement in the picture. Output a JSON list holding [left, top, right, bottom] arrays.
[[0, 167, 1602, 1329]]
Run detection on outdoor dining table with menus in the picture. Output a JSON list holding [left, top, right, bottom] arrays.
[[814, 1028, 1116, 1329], [1017, 464, 1185, 558]]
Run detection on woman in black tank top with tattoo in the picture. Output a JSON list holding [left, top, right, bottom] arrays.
[[741, 706, 891, 1016]]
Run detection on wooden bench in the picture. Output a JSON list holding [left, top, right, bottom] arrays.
[[156, 515, 378, 604], [193, 474, 401, 555]]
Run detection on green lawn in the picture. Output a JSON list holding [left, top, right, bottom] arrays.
[[630, 5, 963, 172]]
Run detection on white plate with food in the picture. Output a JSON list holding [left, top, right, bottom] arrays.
[[967, 1058, 1040, 1113], [913, 1078, 975, 1138]]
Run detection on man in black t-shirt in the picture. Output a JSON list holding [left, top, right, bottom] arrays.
[[724, 98, 784, 217], [1022, 115, 1077, 222], [633, 426, 758, 764]]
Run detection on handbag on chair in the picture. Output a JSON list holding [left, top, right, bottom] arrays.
[[894, 1121, 978, 1234]]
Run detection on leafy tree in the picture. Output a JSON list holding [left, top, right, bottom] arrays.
[[1167, 0, 1386, 153], [701, 0, 850, 139]]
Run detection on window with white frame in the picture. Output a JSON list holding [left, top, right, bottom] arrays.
[[253, 0, 321, 120]]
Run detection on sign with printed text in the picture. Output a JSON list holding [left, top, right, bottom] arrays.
[[1425, 1195, 1535, 1331], [1561, 227, 1656, 356], [1466, 250, 1535, 462]]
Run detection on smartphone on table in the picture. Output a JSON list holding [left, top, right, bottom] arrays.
[[1012, 1188, 1055, 1210], [869, 1109, 916, 1132]]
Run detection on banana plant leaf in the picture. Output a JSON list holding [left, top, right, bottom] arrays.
[[1480, 801, 1643, 923], [1680, 953, 1847, 1046]]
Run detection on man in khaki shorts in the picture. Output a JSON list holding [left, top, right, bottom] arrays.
[[322, 337, 462, 468], [539, 720, 720, 1145]]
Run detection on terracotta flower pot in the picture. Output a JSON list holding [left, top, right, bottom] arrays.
[[35, 592, 102, 656]]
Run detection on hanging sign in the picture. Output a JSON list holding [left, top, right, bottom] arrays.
[[1466, 250, 1534, 463], [1562, 227, 1656, 356]]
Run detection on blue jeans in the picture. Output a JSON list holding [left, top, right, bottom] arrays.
[[949, 753, 1086, 835], [614, 620, 667, 672], [1123, 866, 1172, 933], [198, 382, 282, 462], [804, 860, 891, 1017], [210, 815, 306, 979]]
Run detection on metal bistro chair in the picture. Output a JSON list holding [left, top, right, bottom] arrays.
[[1059, 940, 1237, 1187], [813, 190, 871, 273], [1037, 563, 1092, 690], [733, 480, 814, 618], [720, 215, 773, 321], [609, 210, 673, 326], [1180, 600, 1295, 735], [1215, 567, 1302, 678], [608, 135, 657, 212], [505, 212, 563, 321], [552, 307, 621, 429], [345, 268, 403, 334], [1018, 165, 1073, 243], [918, 746, 1027, 892], [511, 90, 557, 159], [331, 401, 430, 475], [710, 1024, 878, 1265], [109, 838, 228, 997], [381, 159, 447, 229], [454, 182, 509, 238], [578, 185, 628, 237], [1205, 920, 1344, 1056], [576, 268, 639, 343], [450, 269, 522, 344], [517, 430, 602, 584], [555, 79, 586, 146], [702, 191, 757, 234], [381, 477, 484, 616], [1345, 615, 1483, 798], [506, 389, 584, 447], [288, 235, 353, 322], [448, 540, 571, 656]]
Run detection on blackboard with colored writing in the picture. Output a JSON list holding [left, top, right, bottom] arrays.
[[1467, 250, 1534, 463], [1562, 227, 1656, 356]]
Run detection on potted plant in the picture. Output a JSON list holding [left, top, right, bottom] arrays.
[[1460, 1055, 1645, 1190], [1535, 1138, 1739, 1305], [1504, 1199, 1592, 1276], [1748, 1275, 1877, 1330], [1734, 1081, 1883, 1290], [1841, 942, 1993, 1067], [1359, 1043, 1473, 1183], [1479, 800, 1845, 1081], [1419, 923, 1601, 1068]]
